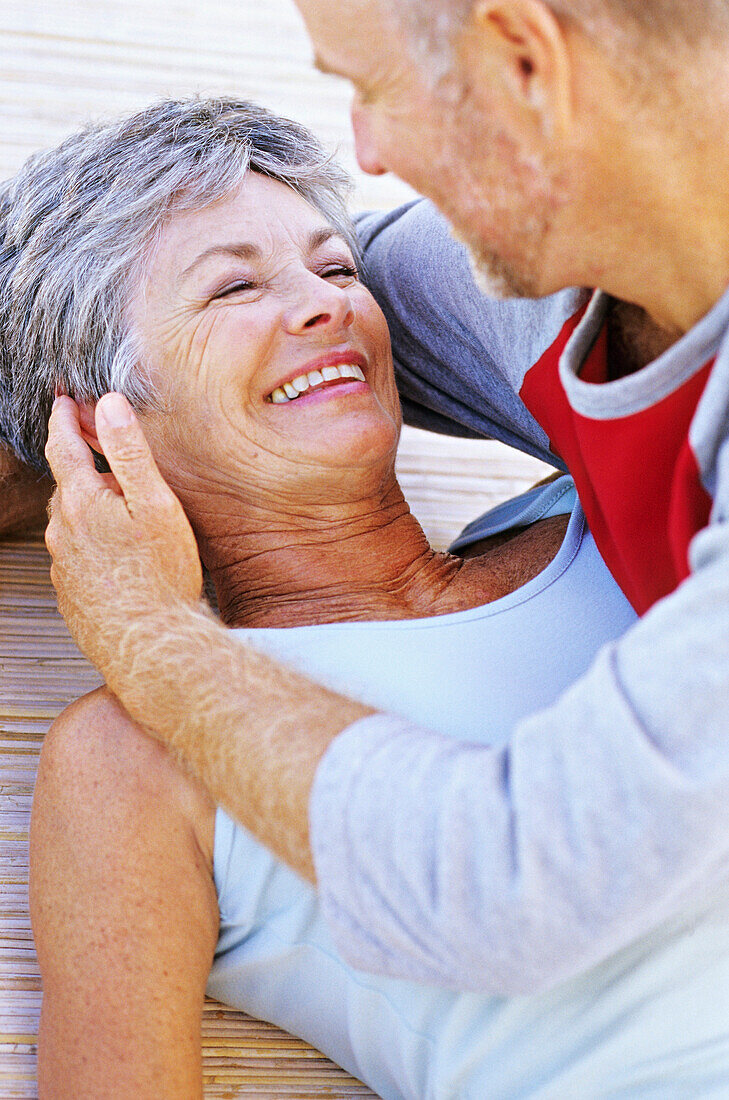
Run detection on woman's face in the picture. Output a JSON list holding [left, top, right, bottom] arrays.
[[130, 172, 401, 506]]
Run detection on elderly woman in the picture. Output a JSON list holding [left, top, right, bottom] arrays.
[[0, 98, 672, 1097]]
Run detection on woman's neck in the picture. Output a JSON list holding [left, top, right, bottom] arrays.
[[194, 479, 466, 628]]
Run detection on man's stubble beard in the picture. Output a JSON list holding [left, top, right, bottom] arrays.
[[456, 229, 539, 300], [444, 161, 555, 302], [421, 68, 564, 302], [447, 221, 544, 300]]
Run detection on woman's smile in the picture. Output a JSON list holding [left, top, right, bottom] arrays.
[[266, 351, 368, 404]]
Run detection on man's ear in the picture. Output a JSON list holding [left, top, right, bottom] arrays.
[[464, 0, 574, 139], [77, 401, 104, 455]]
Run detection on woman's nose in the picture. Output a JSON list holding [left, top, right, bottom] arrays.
[[284, 272, 355, 335]]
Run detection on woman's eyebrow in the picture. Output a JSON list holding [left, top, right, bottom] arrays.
[[181, 228, 349, 280], [181, 242, 261, 279], [309, 227, 349, 251]]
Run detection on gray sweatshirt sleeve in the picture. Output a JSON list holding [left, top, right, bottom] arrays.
[[309, 499, 729, 993]]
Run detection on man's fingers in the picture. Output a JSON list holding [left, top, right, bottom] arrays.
[[94, 394, 203, 602], [94, 393, 180, 520], [45, 397, 103, 492]]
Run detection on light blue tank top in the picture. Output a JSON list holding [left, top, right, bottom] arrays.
[[232, 476, 637, 746]]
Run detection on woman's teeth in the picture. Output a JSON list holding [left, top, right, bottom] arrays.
[[269, 363, 366, 403]]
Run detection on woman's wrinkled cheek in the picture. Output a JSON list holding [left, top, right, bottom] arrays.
[[170, 399, 273, 497], [152, 302, 227, 402]]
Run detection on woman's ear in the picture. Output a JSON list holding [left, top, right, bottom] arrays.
[[77, 401, 104, 455], [77, 401, 113, 474]]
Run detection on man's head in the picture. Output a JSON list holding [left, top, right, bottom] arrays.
[[296, 0, 729, 315]]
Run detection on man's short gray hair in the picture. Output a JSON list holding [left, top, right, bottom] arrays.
[[0, 97, 357, 470], [395, 0, 729, 79]]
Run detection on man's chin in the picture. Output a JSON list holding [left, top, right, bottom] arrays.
[[468, 254, 521, 300], [452, 228, 539, 301]]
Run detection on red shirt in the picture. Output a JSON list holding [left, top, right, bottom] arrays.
[[519, 308, 713, 614]]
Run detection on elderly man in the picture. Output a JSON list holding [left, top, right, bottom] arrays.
[[27, 0, 729, 1024]]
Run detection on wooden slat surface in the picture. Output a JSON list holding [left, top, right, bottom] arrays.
[[0, 0, 416, 213]]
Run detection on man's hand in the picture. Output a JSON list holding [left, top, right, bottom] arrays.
[[45, 394, 203, 672]]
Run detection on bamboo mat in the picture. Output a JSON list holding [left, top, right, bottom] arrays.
[[0, 431, 548, 1097], [0, 0, 416, 216]]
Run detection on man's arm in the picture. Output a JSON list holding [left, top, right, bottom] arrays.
[[46, 394, 729, 997], [311, 531, 729, 992], [44, 396, 371, 882], [0, 444, 52, 536]]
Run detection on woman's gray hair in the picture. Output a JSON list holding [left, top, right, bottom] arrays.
[[0, 97, 357, 470]]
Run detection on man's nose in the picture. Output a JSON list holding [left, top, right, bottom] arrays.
[[284, 271, 355, 334], [351, 97, 387, 177]]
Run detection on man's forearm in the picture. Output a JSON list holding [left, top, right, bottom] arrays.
[[104, 601, 372, 880], [0, 445, 52, 536]]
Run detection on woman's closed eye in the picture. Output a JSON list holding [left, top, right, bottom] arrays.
[[213, 279, 258, 300], [211, 264, 358, 302], [320, 264, 359, 282]]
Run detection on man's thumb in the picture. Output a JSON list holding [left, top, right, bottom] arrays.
[[94, 393, 170, 516]]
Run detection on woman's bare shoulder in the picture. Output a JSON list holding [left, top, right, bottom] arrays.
[[44, 686, 216, 866], [449, 512, 571, 607]]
